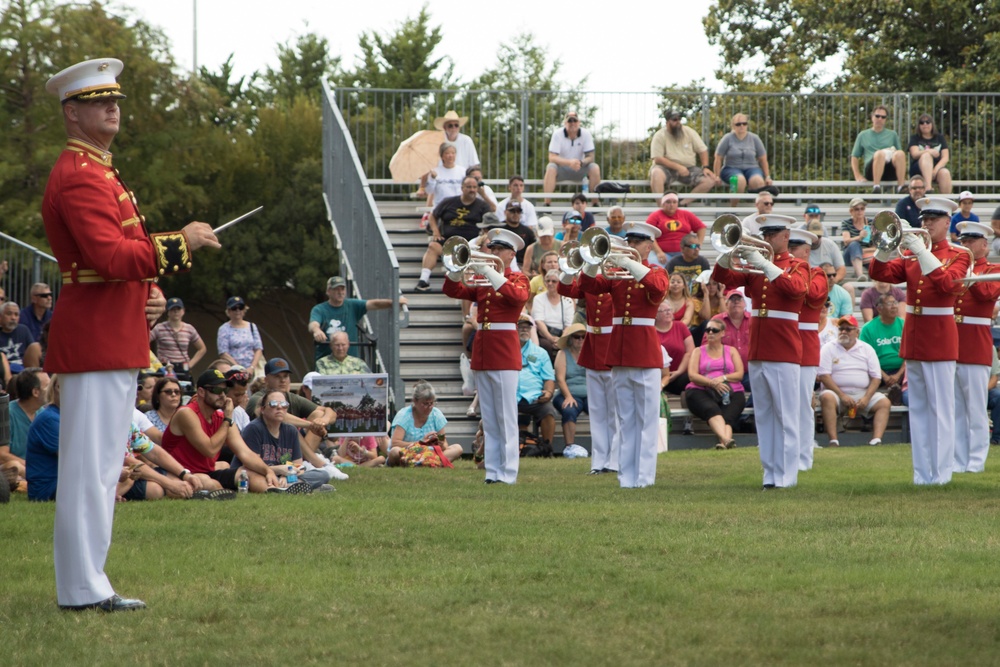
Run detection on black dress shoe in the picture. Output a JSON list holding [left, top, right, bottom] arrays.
[[60, 594, 147, 612], [601, 468, 619, 474], [587, 469, 602, 475], [762, 484, 776, 490]]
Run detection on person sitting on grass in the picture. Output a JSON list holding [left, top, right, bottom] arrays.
[[335, 435, 386, 468], [388, 380, 463, 467]]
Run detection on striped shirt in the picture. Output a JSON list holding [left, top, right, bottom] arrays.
[[150, 322, 201, 364]]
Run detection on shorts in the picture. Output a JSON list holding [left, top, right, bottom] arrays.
[[546, 163, 597, 182], [122, 479, 148, 501], [650, 164, 705, 187], [207, 467, 239, 490], [909, 158, 945, 178], [864, 158, 899, 181], [820, 389, 888, 417], [720, 166, 764, 184], [438, 223, 480, 242], [518, 398, 560, 423], [553, 394, 589, 423]]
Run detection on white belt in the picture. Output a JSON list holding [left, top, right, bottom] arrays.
[[476, 322, 516, 331], [588, 325, 613, 334], [797, 322, 819, 330], [957, 315, 992, 326], [906, 305, 954, 316], [611, 317, 654, 326], [750, 309, 799, 321]]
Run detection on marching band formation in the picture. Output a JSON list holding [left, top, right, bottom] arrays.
[[445, 195, 1000, 489]]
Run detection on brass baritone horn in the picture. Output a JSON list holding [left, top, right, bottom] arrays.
[[558, 241, 584, 275], [871, 210, 932, 258], [578, 227, 641, 280], [442, 236, 506, 287], [710, 214, 773, 274]]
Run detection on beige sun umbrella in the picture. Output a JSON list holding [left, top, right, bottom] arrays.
[[389, 129, 446, 183]]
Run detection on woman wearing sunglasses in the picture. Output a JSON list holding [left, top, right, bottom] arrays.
[[216, 296, 263, 374], [145, 377, 183, 433], [713, 113, 773, 206], [684, 320, 745, 450], [552, 324, 590, 455], [907, 114, 952, 194]]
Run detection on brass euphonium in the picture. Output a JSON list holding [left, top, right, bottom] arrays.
[[578, 227, 641, 280], [710, 214, 773, 274], [558, 241, 584, 275], [442, 236, 506, 287]]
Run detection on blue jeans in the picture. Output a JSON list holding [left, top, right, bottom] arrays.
[[843, 240, 865, 264], [554, 394, 589, 423], [720, 165, 765, 185]]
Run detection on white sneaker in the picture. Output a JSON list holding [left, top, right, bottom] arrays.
[[325, 465, 350, 481], [869, 438, 881, 446]]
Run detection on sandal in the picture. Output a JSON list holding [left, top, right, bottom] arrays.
[[725, 439, 737, 449], [715, 443, 726, 450]]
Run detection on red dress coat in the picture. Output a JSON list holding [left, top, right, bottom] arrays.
[[579, 263, 668, 369], [558, 278, 614, 371], [955, 257, 1000, 366], [869, 240, 970, 362], [799, 266, 830, 367], [444, 268, 529, 371], [712, 252, 809, 363], [41, 139, 192, 374]]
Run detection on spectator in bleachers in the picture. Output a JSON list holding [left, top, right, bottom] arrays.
[[532, 270, 576, 361], [466, 166, 498, 212], [646, 192, 707, 267], [665, 273, 695, 327], [554, 213, 583, 242], [19, 283, 52, 343], [908, 113, 952, 195], [684, 319, 745, 450], [950, 191, 979, 242], [144, 377, 183, 433], [986, 348, 1000, 446], [800, 208, 852, 296], [817, 299, 838, 348], [424, 144, 465, 208], [316, 332, 371, 375], [501, 202, 536, 265], [690, 273, 724, 346], [0, 303, 42, 373], [656, 300, 693, 397], [553, 324, 589, 451], [516, 315, 557, 446], [216, 296, 263, 373], [803, 203, 825, 235], [841, 198, 874, 280], [822, 263, 853, 318], [603, 206, 626, 238], [543, 111, 601, 205], [991, 206, 1000, 255], [818, 315, 892, 447], [135, 372, 157, 412], [713, 113, 774, 201], [3, 367, 49, 479], [712, 290, 751, 381], [308, 275, 400, 365], [416, 111, 480, 199], [859, 293, 905, 404], [860, 281, 906, 322], [895, 176, 926, 228], [562, 193, 596, 232], [522, 217, 560, 278], [497, 175, 538, 228], [149, 298, 206, 383], [416, 176, 492, 292], [851, 105, 907, 194], [649, 109, 721, 198], [528, 252, 560, 304], [666, 233, 711, 289]]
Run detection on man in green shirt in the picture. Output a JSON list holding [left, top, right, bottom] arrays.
[[851, 105, 907, 194], [859, 293, 905, 391]]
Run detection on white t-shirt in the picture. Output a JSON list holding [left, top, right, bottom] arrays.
[[818, 339, 881, 395], [132, 408, 154, 433], [497, 197, 538, 228], [233, 405, 250, 432], [427, 164, 467, 200], [443, 133, 480, 171], [548, 127, 596, 161], [531, 294, 575, 332]]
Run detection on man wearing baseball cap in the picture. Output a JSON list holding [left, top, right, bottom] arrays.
[[949, 190, 979, 242], [42, 57, 221, 612], [308, 275, 404, 366], [542, 111, 601, 205], [953, 221, 1000, 473], [579, 222, 668, 488], [713, 214, 810, 489], [870, 196, 970, 484]]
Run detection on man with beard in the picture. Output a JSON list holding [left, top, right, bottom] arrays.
[[649, 110, 721, 198]]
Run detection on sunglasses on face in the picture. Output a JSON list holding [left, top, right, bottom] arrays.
[[566, 118, 579, 123], [705, 327, 723, 334], [733, 122, 748, 127], [229, 305, 246, 311], [919, 120, 932, 125], [161, 388, 181, 396], [761, 202, 774, 207], [267, 400, 290, 409], [204, 386, 227, 395], [35, 293, 53, 298], [685, 244, 700, 249], [873, 114, 887, 119], [825, 273, 837, 279], [444, 123, 460, 129]]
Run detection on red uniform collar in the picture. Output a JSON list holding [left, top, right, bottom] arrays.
[[931, 239, 952, 251], [65, 138, 113, 167]]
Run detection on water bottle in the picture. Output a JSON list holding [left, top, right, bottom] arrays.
[[238, 469, 249, 494], [729, 174, 738, 193], [581, 180, 589, 195], [721, 384, 731, 406], [287, 465, 298, 484]]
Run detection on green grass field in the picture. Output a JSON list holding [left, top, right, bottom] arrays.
[[4, 444, 1000, 666]]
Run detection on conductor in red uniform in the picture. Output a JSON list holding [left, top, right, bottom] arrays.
[[579, 222, 668, 488], [870, 197, 970, 485], [789, 226, 829, 471], [953, 221, 1000, 473], [712, 214, 809, 489], [444, 228, 529, 484], [42, 58, 219, 611]]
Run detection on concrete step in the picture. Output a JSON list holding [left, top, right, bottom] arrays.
[[400, 343, 464, 360], [400, 326, 463, 344]]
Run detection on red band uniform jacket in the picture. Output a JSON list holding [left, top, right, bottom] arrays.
[[869, 240, 970, 361], [955, 257, 1000, 366], [558, 278, 615, 371], [444, 268, 529, 371], [799, 266, 830, 367]]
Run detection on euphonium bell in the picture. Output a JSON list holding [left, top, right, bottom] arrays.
[[442, 236, 505, 287]]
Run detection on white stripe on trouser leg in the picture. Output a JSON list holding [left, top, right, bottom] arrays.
[[54, 369, 136, 606], [954, 363, 990, 473], [612, 366, 660, 488], [586, 369, 619, 471], [908, 360, 956, 485], [476, 370, 520, 484], [799, 366, 818, 471], [749, 361, 800, 487]]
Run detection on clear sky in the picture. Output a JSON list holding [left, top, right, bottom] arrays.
[[110, 0, 723, 92]]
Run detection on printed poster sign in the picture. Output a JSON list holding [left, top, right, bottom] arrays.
[[312, 373, 389, 438]]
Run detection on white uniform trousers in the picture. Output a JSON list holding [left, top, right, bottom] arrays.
[[612, 366, 660, 488], [54, 369, 136, 606], [749, 361, 801, 488], [798, 366, 818, 472], [907, 360, 956, 485], [954, 362, 990, 473], [586, 368, 620, 472], [476, 369, 520, 484]]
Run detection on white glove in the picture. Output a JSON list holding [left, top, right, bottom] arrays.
[[874, 247, 893, 263], [559, 271, 575, 285], [582, 262, 601, 278], [741, 249, 768, 269], [916, 250, 943, 275], [616, 257, 651, 281], [899, 233, 925, 254], [479, 264, 507, 290], [446, 269, 465, 283], [760, 262, 784, 282]]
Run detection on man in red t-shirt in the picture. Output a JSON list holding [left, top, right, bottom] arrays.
[[644, 192, 706, 267]]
